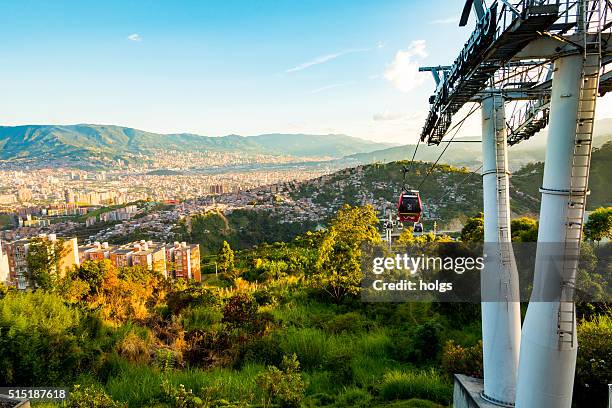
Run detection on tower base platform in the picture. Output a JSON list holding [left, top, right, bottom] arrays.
[[454, 374, 513, 408]]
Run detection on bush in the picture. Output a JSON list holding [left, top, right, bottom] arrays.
[[410, 321, 442, 363], [323, 347, 355, 385], [222, 293, 258, 329], [160, 380, 204, 408], [0, 291, 92, 385], [116, 329, 153, 364], [378, 369, 452, 405], [237, 335, 283, 368], [441, 340, 483, 378], [574, 314, 612, 407], [323, 312, 368, 334], [67, 384, 126, 408], [302, 392, 335, 407], [256, 354, 307, 408], [391, 321, 442, 364], [252, 288, 277, 306], [335, 387, 372, 407]]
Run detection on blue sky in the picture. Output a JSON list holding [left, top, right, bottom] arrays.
[[0, 1, 609, 143]]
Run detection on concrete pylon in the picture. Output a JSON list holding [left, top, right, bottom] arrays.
[[515, 54, 585, 408], [480, 92, 522, 406]]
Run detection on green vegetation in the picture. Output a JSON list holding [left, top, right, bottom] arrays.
[[511, 141, 612, 211], [0, 213, 15, 229], [1, 205, 609, 407], [26, 236, 67, 289], [175, 209, 317, 255], [584, 206, 612, 242]]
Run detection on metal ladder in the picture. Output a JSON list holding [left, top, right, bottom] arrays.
[[557, 0, 602, 348], [493, 95, 513, 267]]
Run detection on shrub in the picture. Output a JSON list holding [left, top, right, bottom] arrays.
[[302, 392, 335, 407], [222, 293, 258, 329], [116, 329, 153, 364], [378, 369, 452, 405], [0, 291, 89, 385], [237, 335, 283, 368], [252, 288, 277, 306], [323, 312, 367, 334], [574, 314, 612, 407], [67, 384, 126, 408], [335, 387, 372, 407], [410, 321, 442, 364], [323, 346, 355, 385], [160, 380, 204, 408], [392, 321, 442, 364], [256, 354, 307, 408], [441, 340, 483, 378]]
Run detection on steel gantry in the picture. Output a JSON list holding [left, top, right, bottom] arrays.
[[418, 0, 611, 407]]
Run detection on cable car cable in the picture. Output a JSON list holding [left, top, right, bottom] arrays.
[[416, 103, 479, 190]]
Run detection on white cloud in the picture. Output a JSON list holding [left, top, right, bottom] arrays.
[[372, 110, 408, 121], [310, 81, 354, 94], [127, 33, 143, 42], [286, 48, 369, 73], [384, 40, 428, 93], [430, 15, 460, 25]]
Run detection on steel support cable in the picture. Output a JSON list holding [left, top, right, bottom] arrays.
[[416, 103, 480, 191], [402, 137, 421, 190]]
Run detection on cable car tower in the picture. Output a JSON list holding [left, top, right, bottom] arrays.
[[419, 1, 611, 407]]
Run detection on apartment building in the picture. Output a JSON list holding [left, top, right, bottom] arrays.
[[79, 241, 114, 263], [4, 234, 79, 289], [165, 241, 201, 281], [130, 241, 167, 275]]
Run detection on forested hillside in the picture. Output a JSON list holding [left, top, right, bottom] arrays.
[[511, 141, 612, 210]]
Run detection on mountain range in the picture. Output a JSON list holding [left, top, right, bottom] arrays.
[[1, 120, 611, 171], [0, 124, 394, 162]]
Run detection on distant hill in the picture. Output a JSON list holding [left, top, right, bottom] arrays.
[[289, 161, 534, 230], [0, 124, 394, 162], [339, 119, 612, 171], [288, 141, 611, 229]]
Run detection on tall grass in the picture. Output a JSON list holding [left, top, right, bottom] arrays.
[[278, 327, 334, 370], [104, 360, 265, 406], [379, 369, 452, 405]]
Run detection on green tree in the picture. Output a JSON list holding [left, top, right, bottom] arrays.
[[511, 216, 539, 242], [312, 205, 380, 303], [218, 240, 235, 275], [71, 259, 113, 294], [26, 237, 67, 289], [584, 207, 612, 242], [460, 213, 484, 243]]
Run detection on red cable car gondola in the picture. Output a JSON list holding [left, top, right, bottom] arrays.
[[397, 189, 422, 223]]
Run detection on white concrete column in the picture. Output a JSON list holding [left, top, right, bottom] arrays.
[[516, 54, 584, 408], [480, 92, 521, 406]]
